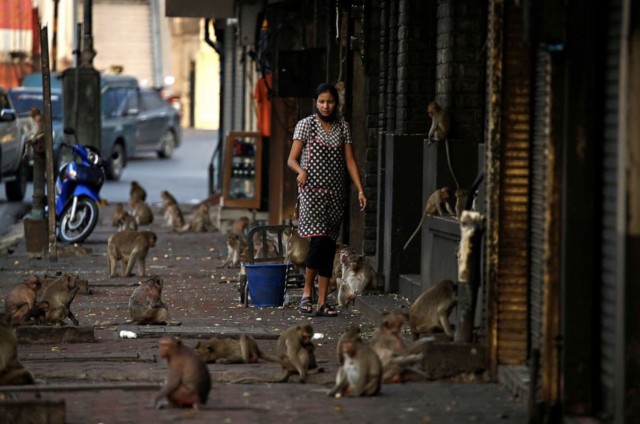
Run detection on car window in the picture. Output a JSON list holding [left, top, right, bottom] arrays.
[[140, 90, 165, 111], [7, 91, 63, 119], [102, 87, 139, 118]]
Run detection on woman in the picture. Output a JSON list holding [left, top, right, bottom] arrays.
[[287, 83, 367, 317]]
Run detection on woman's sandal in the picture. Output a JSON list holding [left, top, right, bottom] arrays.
[[316, 303, 338, 317], [299, 296, 314, 314]]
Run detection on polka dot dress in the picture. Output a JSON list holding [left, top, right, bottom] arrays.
[[293, 115, 352, 240]]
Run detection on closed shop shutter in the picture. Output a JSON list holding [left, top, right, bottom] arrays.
[[528, 48, 551, 398], [599, 0, 621, 417], [89, 0, 153, 86]]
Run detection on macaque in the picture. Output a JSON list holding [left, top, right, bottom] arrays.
[[282, 227, 310, 268], [112, 203, 138, 231], [252, 233, 278, 259], [336, 324, 362, 365], [427, 101, 449, 143], [26, 301, 49, 325], [0, 313, 35, 385], [409, 279, 457, 340], [328, 244, 344, 293], [335, 81, 346, 115], [153, 336, 211, 409], [337, 254, 381, 308], [185, 203, 215, 232], [231, 216, 250, 236], [107, 230, 157, 277], [328, 335, 382, 397], [454, 188, 469, 219], [131, 198, 154, 226], [194, 335, 278, 364], [112, 203, 126, 227], [130, 180, 147, 203], [161, 190, 178, 212], [403, 188, 455, 250], [370, 312, 425, 383], [128, 275, 169, 325], [40, 273, 81, 326], [276, 324, 320, 383], [164, 203, 185, 231], [42, 274, 91, 295], [3, 275, 41, 326], [219, 233, 248, 268]]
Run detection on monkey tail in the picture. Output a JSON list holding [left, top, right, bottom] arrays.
[[444, 140, 460, 189], [258, 351, 280, 363], [403, 209, 428, 250]]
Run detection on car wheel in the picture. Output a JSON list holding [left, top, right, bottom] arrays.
[[106, 143, 125, 181], [5, 157, 28, 201], [157, 130, 176, 159]]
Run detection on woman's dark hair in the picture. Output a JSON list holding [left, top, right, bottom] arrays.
[[314, 83, 339, 122], [314, 83, 339, 103]]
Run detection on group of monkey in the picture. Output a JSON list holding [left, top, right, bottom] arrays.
[[147, 276, 458, 408]]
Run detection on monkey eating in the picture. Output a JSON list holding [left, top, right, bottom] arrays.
[[276, 324, 322, 383], [0, 313, 35, 385], [131, 198, 154, 226], [219, 233, 248, 268], [40, 273, 81, 326], [337, 254, 381, 308], [3, 275, 42, 326], [409, 279, 457, 340], [328, 331, 382, 397], [194, 335, 278, 364], [152, 336, 212, 409], [164, 203, 186, 232], [185, 203, 216, 232], [403, 187, 455, 250], [112, 203, 138, 231], [107, 230, 157, 277], [128, 275, 169, 325]]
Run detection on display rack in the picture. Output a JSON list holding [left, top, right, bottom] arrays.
[[221, 131, 263, 209]]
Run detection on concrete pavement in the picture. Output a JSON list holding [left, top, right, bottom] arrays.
[[0, 201, 527, 423]]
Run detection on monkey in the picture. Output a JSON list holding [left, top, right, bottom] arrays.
[[252, 232, 279, 259], [230, 216, 250, 236], [336, 324, 362, 365], [370, 312, 425, 383], [219, 233, 248, 268], [160, 190, 178, 213], [194, 335, 279, 364], [129, 180, 147, 204], [152, 336, 211, 409], [337, 254, 381, 308], [335, 81, 346, 115], [403, 188, 455, 250], [128, 275, 169, 325], [409, 279, 457, 340], [276, 324, 321, 383], [131, 198, 154, 226], [328, 243, 344, 293], [184, 203, 216, 232], [21, 107, 44, 161], [328, 334, 382, 397], [0, 313, 35, 385], [3, 275, 41, 326], [40, 273, 81, 326], [107, 230, 157, 278], [111, 202, 126, 227], [282, 227, 310, 268], [26, 301, 49, 325], [427, 101, 449, 144], [454, 188, 469, 219], [164, 203, 185, 231], [42, 274, 92, 295]]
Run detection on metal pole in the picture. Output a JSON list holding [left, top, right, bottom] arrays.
[[80, 0, 96, 67], [38, 25, 58, 261], [52, 0, 60, 71]]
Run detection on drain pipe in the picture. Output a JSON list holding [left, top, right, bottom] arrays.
[[205, 18, 224, 195]]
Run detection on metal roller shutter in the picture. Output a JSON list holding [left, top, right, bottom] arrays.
[[90, 0, 153, 85], [598, 0, 621, 417]]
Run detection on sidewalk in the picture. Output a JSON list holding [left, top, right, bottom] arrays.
[[0, 202, 527, 423]]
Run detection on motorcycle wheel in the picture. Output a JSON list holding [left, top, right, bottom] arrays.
[[58, 197, 100, 244]]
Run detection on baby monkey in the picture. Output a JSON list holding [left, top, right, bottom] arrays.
[[328, 330, 382, 397]]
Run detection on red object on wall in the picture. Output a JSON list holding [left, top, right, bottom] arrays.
[[0, 0, 36, 88]]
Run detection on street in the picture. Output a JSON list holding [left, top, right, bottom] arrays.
[[0, 128, 527, 423]]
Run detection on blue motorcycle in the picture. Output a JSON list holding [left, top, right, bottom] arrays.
[[54, 128, 105, 243]]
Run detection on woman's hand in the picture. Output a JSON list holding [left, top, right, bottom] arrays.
[[297, 169, 308, 188], [358, 191, 367, 211]]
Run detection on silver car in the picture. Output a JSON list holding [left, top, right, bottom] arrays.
[[134, 88, 182, 158]]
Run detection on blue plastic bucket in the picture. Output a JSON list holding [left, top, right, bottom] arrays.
[[245, 263, 287, 307]]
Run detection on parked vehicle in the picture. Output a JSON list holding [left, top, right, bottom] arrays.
[[7, 86, 66, 172], [0, 87, 28, 201], [54, 128, 106, 243], [135, 88, 181, 158]]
